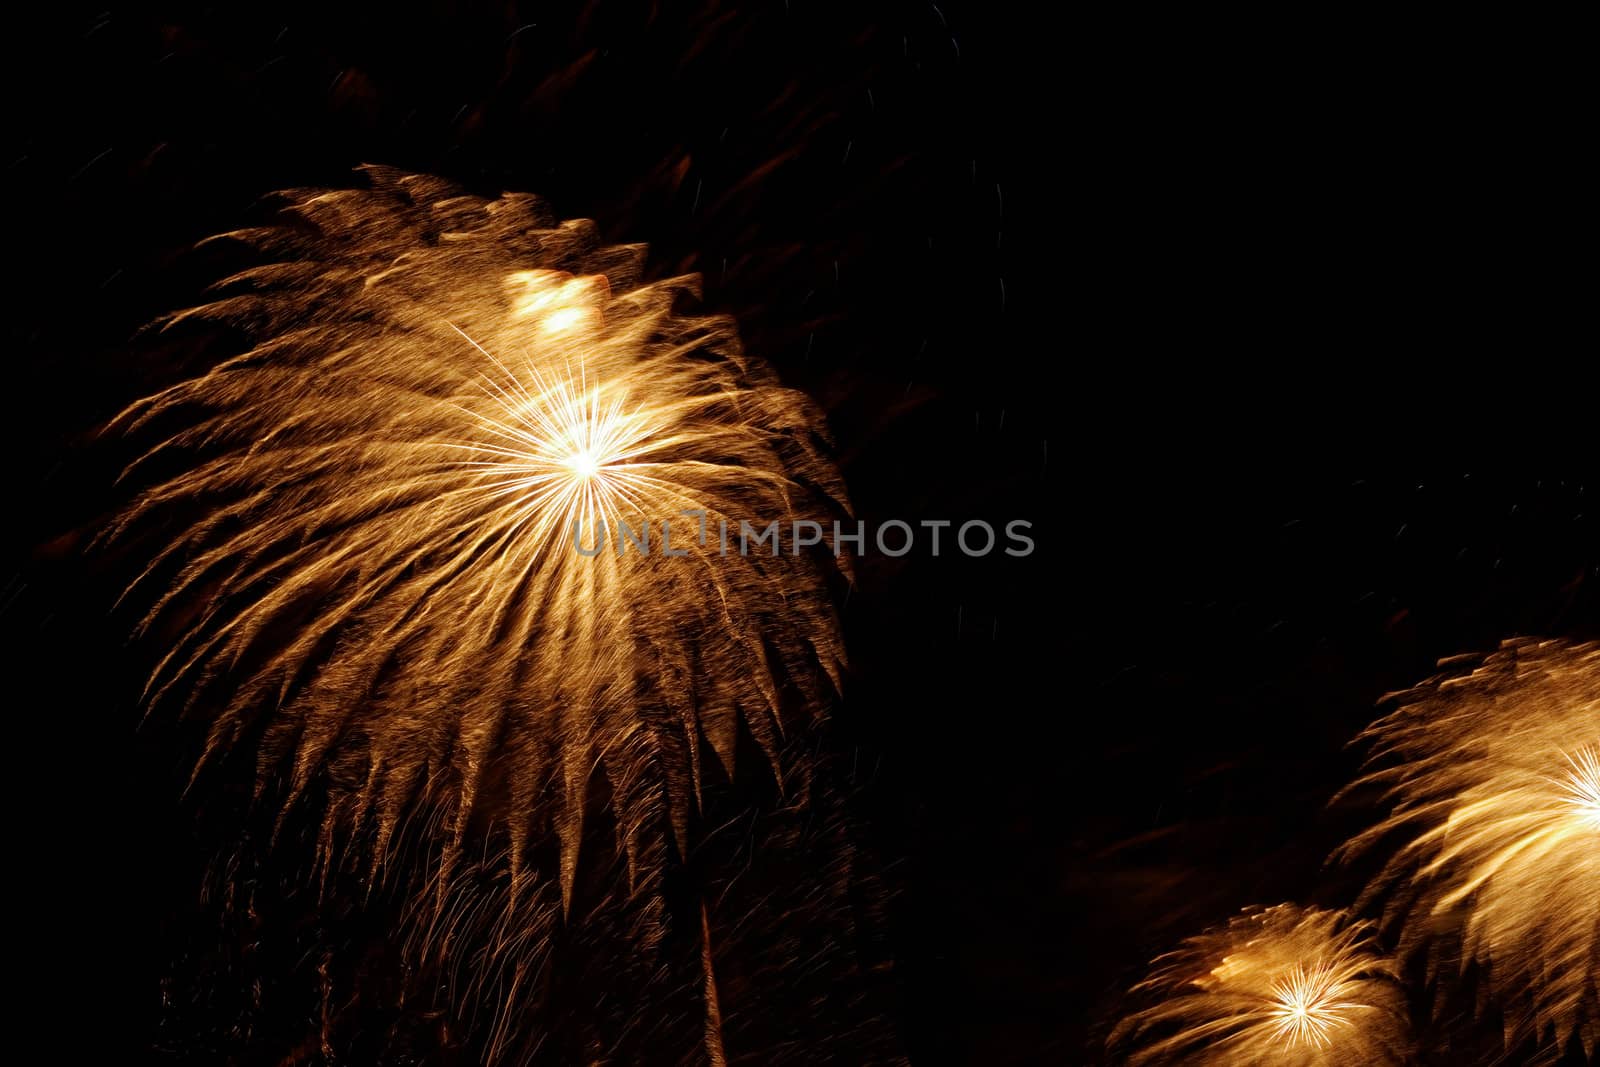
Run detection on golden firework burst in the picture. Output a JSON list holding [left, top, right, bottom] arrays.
[[1337, 637, 1600, 1060], [106, 166, 850, 963], [1109, 904, 1413, 1065]]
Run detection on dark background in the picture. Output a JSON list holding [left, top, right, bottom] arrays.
[[6, 3, 1594, 1063]]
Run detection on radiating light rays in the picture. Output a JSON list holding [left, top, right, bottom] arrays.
[[1110, 904, 1412, 1065], [1266, 960, 1362, 1050], [1560, 745, 1600, 830], [1336, 638, 1600, 1060], [445, 334, 677, 565], [104, 167, 856, 1060]]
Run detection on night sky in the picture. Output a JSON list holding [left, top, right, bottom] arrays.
[[8, 4, 1595, 1063]]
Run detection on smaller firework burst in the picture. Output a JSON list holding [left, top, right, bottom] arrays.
[[1337, 637, 1600, 1060], [1109, 904, 1413, 1065]]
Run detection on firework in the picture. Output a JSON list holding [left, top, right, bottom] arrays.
[[106, 166, 874, 1060], [1337, 637, 1600, 1059], [1109, 904, 1413, 1065]]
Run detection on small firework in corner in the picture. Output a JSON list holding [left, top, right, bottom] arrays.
[[1109, 903, 1413, 1065]]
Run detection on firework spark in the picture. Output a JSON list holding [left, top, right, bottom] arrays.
[[106, 166, 864, 1060], [1337, 637, 1600, 1059], [1109, 904, 1413, 1065]]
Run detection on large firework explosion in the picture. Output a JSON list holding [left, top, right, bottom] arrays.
[[106, 166, 895, 1063], [1336, 637, 1600, 1061], [1109, 903, 1413, 1065]]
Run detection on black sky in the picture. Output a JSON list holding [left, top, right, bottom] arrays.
[[7, 4, 1595, 1063]]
